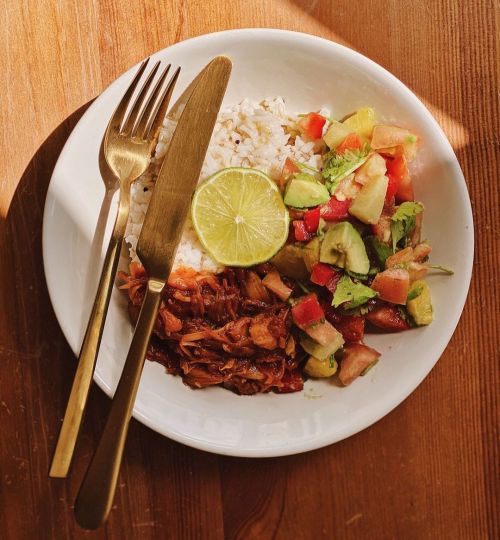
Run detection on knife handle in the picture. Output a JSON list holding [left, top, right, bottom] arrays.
[[74, 278, 163, 530], [49, 188, 130, 479]]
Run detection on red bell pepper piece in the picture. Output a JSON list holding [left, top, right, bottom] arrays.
[[292, 220, 313, 242], [336, 132, 362, 154], [319, 197, 351, 220], [298, 112, 326, 140], [303, 207, 321, 233], [310, 263, 338, 287], [291, 294, 325, 328]]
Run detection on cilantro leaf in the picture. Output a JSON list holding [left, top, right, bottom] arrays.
[[392, 202, 424, 221], [322, 146, 370, 193], [332, 275, 378, 309], [390, 202, 423, 252]]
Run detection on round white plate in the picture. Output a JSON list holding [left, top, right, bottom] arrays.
[[43, 29, 473, 457]]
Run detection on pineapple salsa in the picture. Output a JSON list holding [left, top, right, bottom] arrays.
[[270, 107, 452, 384]]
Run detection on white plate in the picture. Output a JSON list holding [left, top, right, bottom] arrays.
[[43, 29, 473, 457]]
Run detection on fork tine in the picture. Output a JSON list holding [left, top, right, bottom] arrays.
[[133, 64, 171, 138], [121, 60, 161, 135], [108, 58, 149, 134], [144, 66, 181, 141]]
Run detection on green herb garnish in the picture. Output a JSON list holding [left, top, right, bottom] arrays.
[[322, 146, 370, 193], [390, 202, 424, 252], [332, 274, 378, 309]]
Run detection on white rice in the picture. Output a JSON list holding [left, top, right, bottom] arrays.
[[125, 97, 329, 272]]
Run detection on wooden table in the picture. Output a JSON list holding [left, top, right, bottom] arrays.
[[1, 1, 498, 538]]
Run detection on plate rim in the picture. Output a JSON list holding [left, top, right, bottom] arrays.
[[42, 28, 474, 457]]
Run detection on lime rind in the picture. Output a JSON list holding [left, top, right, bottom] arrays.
[[191, 167, 289, 267]]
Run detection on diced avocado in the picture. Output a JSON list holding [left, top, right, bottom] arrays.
[[284, 177, 329, 208], [302, 237, 320, 272], [342, 107, 375, 140], [271, 244, 310, 281], [407, 279, 433, 325], [323, 120, 352, 149], [300, 333, 344, 361], [320, 222, 370, 275], [349, 175, 388, 225], [304, 355, 338, 378]]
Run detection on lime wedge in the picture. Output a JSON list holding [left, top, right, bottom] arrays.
[[191, 167, 289, 267]]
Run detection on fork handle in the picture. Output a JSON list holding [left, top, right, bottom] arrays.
[[49, 189, 130, 479], [74, 278, 163, 529]]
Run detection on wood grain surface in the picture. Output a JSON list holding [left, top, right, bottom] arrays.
[[0, 1, 498, 538]]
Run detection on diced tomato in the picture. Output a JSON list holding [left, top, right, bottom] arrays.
[[385, 172, 399, 202], [310, 263, 341, 294], [366, 304, 410, 331], [385, 154, 413, 202], [413, 242, 432, 261], [396, 177, 414, 202], [303, 206, 321, 233], [385, 246, 414, 269], [370, 268, 410, 305], [292, 294, 325, 328], [298, 112, 326, 140], [282, 157, 300, 180], [319, 197, 351, 220], [325, 309, 365, 342], [337, 316, 365, 343], [339, 343, 381, 385], [292, 220, 313, 242], [336, 132, 362, 154]]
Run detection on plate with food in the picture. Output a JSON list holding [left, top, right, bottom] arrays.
[[43, 29, 473, 456]]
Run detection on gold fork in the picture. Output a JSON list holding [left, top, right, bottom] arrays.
[[49, 59, 180, 479]]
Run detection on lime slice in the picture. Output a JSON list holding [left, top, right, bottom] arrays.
[[191, 167, 289, 267]]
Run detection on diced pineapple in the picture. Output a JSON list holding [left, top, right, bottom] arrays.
[[370, 125, 419, 161], [304, 355, 338, 378], [355, 153, 387, 185], [349, 175, 388, 224], [323, 120, 352, 149], [342, 107, 375, 140]]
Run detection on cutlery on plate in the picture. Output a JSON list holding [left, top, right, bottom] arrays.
[[49, 59, 180, 479], [74, 55, 231, 529]]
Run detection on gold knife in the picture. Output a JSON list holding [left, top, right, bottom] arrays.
[[74, 56, 232, 529]]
